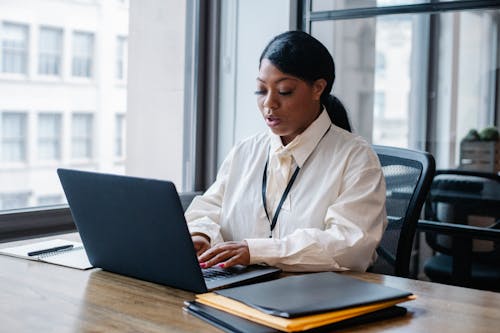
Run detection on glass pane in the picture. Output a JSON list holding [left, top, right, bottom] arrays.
[[312, 16, 418, 147], [434, 10, 499, 169], [1, 22, 28, 74], [1, 113, 27, 162], [312, 0, 429, 12], [0, 2, 129, 210], [38, 27, 62, 75], [72, 31, 94, 77], [38, 113, 61, 160], [71, 114, 93, 159], [311, 8, 500, 171]]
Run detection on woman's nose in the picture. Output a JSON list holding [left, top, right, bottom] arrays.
[[262, 92, 278, 110]]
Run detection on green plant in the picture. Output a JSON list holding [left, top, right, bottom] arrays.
[[463, 129, 480, 141], [478, 127, 499, 141]]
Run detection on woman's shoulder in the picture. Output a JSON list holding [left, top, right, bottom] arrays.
[[324, 124, 379, 163]]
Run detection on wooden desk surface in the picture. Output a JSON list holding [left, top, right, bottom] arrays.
[[1, 234, 500, 333]]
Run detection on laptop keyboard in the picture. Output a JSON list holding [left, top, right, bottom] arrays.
[[202, 267, 240, 281]]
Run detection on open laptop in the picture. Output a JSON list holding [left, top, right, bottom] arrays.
[[57, 168, 281, 293]]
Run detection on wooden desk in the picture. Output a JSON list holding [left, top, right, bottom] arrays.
[[1, 234, 500, 332]]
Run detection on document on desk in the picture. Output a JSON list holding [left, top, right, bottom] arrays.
[[195, 272, 415, 332], [0, 239, 93, 270]]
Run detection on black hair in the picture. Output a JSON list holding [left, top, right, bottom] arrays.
[[259, 30, 352, 132]]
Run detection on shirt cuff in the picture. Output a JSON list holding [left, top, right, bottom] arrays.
[[245, 238, 281, 266], [187, 217, 223, 246]]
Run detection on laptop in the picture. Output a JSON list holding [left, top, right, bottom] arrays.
[[57, 168, 281, 293]]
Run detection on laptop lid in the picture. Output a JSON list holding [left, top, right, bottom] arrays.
[[57, 169, 280, 293]]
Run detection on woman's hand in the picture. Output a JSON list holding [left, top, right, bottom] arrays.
[[198, 241, 250, 269], [191, 233, 211, 256]]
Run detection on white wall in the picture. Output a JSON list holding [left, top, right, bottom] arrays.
[[217, 0, 292, 166], [126, 0, 186, 186]]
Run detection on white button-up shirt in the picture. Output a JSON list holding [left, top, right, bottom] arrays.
[[186, 110, 387, 272]]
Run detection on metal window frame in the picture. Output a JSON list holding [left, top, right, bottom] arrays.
[[183, 0, 221, 192], [0, 206, 75, 243]]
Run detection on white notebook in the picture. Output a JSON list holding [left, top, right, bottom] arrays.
[[0, 238, 93, 270]]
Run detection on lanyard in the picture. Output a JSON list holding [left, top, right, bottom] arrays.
[[261, 156, 300, 237], [260, 123, 331, 237]]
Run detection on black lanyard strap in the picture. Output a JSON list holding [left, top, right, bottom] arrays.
[[262, 157, 300, 237]]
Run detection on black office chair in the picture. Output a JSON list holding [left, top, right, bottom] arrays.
[[179, 191, 202, 211], [419, 170, 500, 291], [370, 145, 436, 278]]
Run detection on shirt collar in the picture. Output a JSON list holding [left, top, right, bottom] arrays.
[[268, 109, 332, 168]]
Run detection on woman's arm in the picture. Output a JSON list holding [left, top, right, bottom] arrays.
[[185, 149, 236, 246], [246, 163, 387, 272]]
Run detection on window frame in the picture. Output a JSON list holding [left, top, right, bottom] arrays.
[[37, 112, 62, 161], [0, 1, 214, 242], [299, 0, 500, 154], [1, 21, 29, 75], [1, 111, 28, 163], [71, 30, 94, 78], [38, 26, 63, 76]]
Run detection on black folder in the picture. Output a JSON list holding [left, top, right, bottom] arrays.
[[185, 300, 407, 333], [215, 272, 413, 318]]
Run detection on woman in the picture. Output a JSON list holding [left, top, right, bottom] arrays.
[[186, 31, 386, 272]]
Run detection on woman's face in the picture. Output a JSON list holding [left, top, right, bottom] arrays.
[[256, 59, 326, 145]]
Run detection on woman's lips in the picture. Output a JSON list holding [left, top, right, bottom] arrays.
[[266, 116, 281, 128]]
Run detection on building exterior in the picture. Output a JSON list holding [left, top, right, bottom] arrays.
[[0, 0, 128, 210]]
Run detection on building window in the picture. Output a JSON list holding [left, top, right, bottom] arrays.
[[38, 27, 63, 76], [72, 31, 94, 78], [116, 36, 127, 80], [71, 113, 93, 159], [0, 192, 30, 210], [37, 194, 63, 206], [38, 113, 62, 160], [1, 22, 29, 74], [115, 114, 125, 158], [1, 112, 27, 162]]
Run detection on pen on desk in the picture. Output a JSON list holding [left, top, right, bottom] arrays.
[[27, 244, 74, 257]]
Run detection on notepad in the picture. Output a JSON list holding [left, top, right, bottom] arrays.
[[0, 239, 93, 270]]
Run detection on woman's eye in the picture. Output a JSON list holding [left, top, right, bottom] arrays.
[[279, 91, 292, 96], [254, 90, 266, 95]]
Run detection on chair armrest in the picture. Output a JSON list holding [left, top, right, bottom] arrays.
[[417, 219, 500, 242]]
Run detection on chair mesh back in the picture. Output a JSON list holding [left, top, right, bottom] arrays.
[[372, 155, 423, 276]]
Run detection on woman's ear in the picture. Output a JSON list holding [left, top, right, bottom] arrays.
[[312, 79, 327, 100]]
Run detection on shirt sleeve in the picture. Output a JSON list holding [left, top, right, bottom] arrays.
[[184, 148, 235, 246], [246, 150, 387, 272]]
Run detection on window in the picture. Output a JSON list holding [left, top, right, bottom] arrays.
[[0, 0, 192, 240], [38, 27, 63, 76], [1, 112, 27, 162], [72, 31, 94, 78], [115, 114, 125, 158], [116, 36, 127, 80], [37, 194, 63, 206], [71, 113, 93, 159], [302, 1, 500, 168], [0, 192, 30, 210], [1, 22, 29, 74], [38, 113, 62, 160]]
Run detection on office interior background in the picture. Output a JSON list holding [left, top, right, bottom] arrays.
[[0, 0, 499, 278]]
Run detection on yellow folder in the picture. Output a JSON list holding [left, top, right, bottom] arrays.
[[196, 292, 416, 332]]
